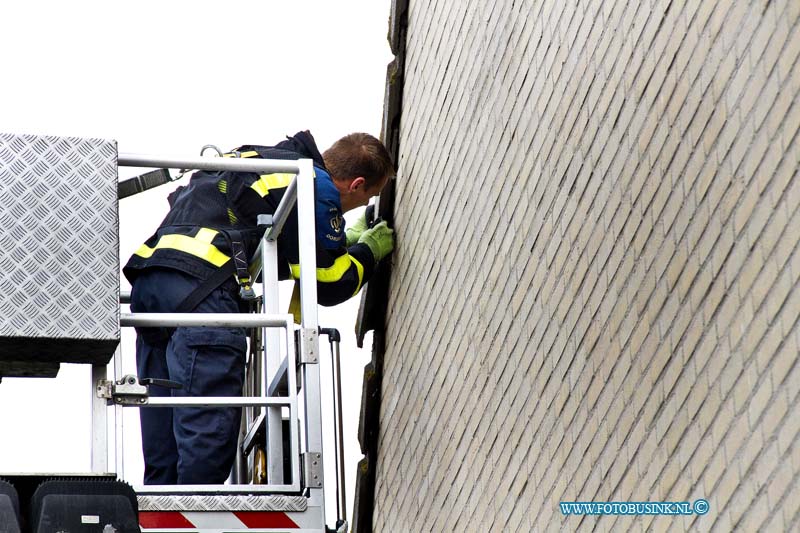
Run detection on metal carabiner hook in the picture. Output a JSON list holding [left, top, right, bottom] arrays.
[[200, 144, 224, 157], [172, 144, 224, 179]]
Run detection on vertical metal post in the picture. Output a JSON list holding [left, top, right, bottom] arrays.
[[113, 346, 125, 478], [295, 163, 319, 332], [296, 159, 325, 508], [237, 300, 263, 483], [91, 363, 108, 473], [328, 333, 347, 528], [284, 317, 302, 489], [262, 236, 284, 484]]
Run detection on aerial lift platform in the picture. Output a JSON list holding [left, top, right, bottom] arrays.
[[0, 133, 349, 533]]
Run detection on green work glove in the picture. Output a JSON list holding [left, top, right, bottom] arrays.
[[358, 220, 395, 262], [346, 211, 369, 246]]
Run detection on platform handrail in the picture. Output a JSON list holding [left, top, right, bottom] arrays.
[[120, 312, 291, 329], [108, 153, 327, 529], [117, 153, 300, 174]]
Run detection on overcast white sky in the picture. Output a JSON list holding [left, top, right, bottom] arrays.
[[0, 0, 392, 525]]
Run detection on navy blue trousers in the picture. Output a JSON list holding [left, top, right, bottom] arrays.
[[131, 268, 247, 485]]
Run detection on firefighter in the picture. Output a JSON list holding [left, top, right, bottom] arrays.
[[123, 131, 395, 484]]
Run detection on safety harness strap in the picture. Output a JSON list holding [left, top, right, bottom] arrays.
[[175, 260, 236, 313], [228, 230, 257, 300], [118, 169, 174, 199]]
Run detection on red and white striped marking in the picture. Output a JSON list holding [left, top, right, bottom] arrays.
[[139, 510, 310, 531]]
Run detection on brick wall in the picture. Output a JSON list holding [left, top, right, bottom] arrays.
[[373, 0, 800, 531]]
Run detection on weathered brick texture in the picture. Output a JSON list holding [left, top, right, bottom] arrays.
[[375, 0, 800, 531]]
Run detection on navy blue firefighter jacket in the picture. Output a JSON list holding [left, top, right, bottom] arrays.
[[123, 131, 376, 306]]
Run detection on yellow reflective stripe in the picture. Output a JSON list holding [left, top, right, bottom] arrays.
[[251, 173, 294, 197], [195, 227, 218, 243], [289, 254, 355, 283], [350, 256, 364, 296], [223, 150, 260, 158], [134, 233, 230, 267]]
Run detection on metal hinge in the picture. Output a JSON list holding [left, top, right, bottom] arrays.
[[97, 374, 148, 405], [297, 328, 319, 364], [302, 452, 323, 488], [96, 375, 181, 405]]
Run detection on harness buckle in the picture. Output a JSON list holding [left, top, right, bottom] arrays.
[[227, 229, 258, 301], [238, 278, 257, 301]]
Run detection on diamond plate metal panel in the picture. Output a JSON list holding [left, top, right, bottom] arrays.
[[0, 133, 119, 364], [137, 494, 308, 512]]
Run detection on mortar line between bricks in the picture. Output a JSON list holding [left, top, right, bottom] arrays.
[[552, 0, 764, 510]]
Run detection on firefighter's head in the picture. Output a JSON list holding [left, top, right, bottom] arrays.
[[324, 133, 393, 212]]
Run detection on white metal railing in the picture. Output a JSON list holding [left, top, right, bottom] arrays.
[[97, 155, 325, 508]]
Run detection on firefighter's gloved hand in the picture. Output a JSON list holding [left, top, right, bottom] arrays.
[[358, 220, 394, 262], [346, 211, 369, 246]]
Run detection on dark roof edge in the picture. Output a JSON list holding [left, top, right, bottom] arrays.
[[352, 1, 408, 532], [354, 0, 407, 346]]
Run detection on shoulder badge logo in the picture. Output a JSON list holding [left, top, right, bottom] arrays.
[[330, 215, 343, 233]]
